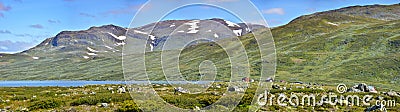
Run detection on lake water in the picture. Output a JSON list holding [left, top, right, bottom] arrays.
[[0, 81, 126, 87], [0, 81, 216, 87]]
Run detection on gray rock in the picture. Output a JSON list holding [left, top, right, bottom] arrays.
[[101, 103, 108, 107]]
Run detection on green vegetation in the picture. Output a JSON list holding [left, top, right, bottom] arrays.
[[116, 100, 141, 112], [29, 99, 63, 110], [0, 83, 399, 111]]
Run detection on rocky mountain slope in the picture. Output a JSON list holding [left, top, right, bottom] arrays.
[[0, 18, 265, 80]]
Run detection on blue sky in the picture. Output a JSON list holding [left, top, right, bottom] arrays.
[[0, 0, 398, 53]]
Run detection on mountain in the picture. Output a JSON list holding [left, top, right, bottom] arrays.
[[0, 4, 399, 90], [128, 18, 265, 51], [272, 3, 400, 89], [22, 25, 127, 59]]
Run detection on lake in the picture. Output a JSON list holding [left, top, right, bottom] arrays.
[[0, 81, 125, 87], [0, 80, 217, 87]]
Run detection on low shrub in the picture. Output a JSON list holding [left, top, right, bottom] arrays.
[[116, 100, 142, 112], [11, 96, 28, 101], [29, 99, 63, 110], [70, 96, 111, 106]]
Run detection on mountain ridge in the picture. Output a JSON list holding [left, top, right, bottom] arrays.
[[288, 3, 400, 25], [17, 18, 265, 56]]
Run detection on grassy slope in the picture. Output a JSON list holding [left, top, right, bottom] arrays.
[[273, 12, 400, 90]]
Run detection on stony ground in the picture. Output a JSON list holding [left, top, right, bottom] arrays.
[[0, 82, 399, 111]]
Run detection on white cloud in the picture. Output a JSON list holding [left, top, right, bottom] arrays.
[[0, 2, 11, 11], [0, 40, 36, 53], [306, 8, 316, 13], [263, 8, 285, 15], [29, 24, 44, 29], [48, 19, 61, 23], [0, 30, 11, 34], [0, 46, 8, 50], [79, 12, 96, 18], [0, 2, 11, 18]]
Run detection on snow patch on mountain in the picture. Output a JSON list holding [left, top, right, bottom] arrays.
[[149, 35, 157, 51], [118, 36, 127, 40], [116, 42, 125, 46], [133, 30, 148, 35], [83, 56, 90, 59], [326, 21, 339, 26], [246, 27, 251, 32], [214, 33, 219, 38], [224, 20, 240, 27], [170, 23, 176, 27], [87, 52, 97, 56], [105, 45, 113, 50], [150, 44, 154, 52], [107, 32, 126, 40], [32, 57, 39, 60], [87, 47, 98, 53], [233, 29, 243, 36], [149, 35, 156, 40]]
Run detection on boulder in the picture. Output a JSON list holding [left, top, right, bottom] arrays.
[[100, 103, 108, 107], [228, 86, 245, 92], [117, 86, 126, 93], [174, 87, 189, 94]]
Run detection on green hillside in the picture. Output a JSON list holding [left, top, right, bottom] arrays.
[[273, 4, 400, 90]]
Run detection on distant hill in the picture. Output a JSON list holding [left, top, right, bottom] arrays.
[[272, 3, 400, 89]]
